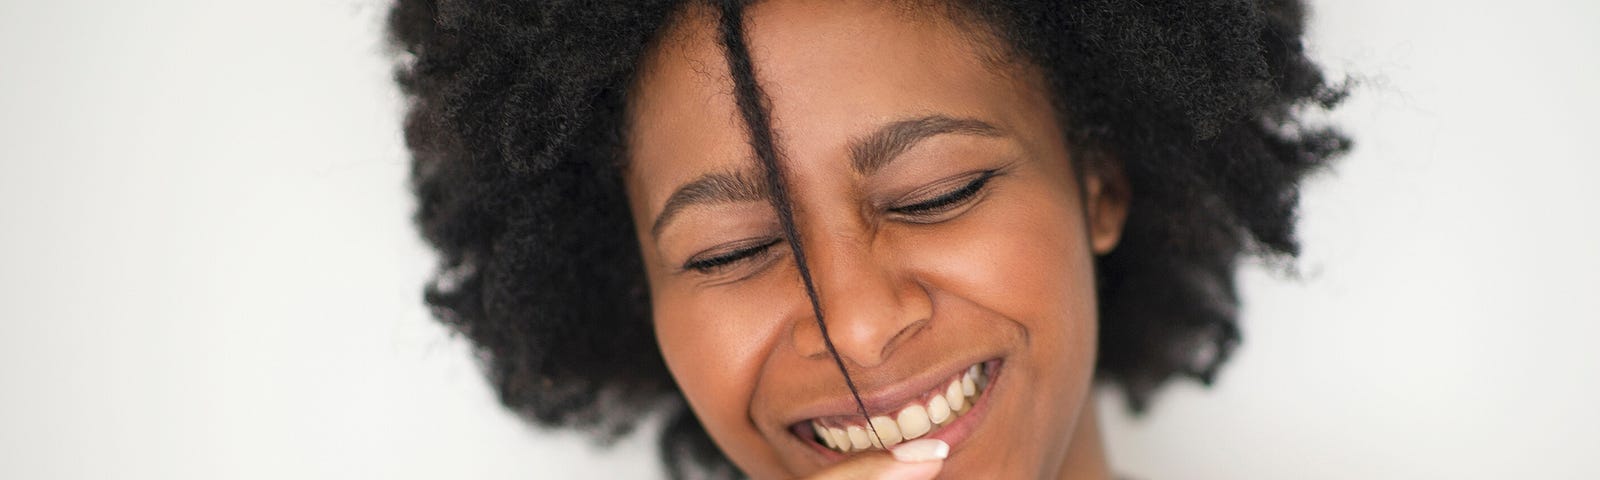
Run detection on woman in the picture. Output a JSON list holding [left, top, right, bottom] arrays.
[[387, 0, 1347, 478]]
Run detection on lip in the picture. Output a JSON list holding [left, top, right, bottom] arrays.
[[785, 358, 1005, 462], [781, 357, 998, 423]]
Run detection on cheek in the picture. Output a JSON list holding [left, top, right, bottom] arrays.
[[895, 170, 1100, 459], [906, 173, 1098, 344], [649, 269, 800, 476], [991, 191, 1099, 361]]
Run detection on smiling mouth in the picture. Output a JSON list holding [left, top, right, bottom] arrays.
[[798, 361, 994, 454]]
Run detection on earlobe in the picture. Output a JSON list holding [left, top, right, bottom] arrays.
[[1085, 162, 1131, 255]]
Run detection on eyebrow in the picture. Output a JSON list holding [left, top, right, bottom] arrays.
[[849, 115, 1003, 176], [650, 168, 769, 238], [649, 115, 1003, 239]]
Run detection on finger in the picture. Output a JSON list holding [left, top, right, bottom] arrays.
[[801, 439, 949, 480], [889, 439, 950, 463]]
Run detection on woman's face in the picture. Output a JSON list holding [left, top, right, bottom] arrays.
[[624, 2, 1126, 478]]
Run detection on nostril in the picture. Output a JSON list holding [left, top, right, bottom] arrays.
[[876, 318, 929, 362], [789, 308, 836, 360]]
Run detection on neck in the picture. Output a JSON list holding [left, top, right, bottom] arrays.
[[1055, 400, 1112, 480]]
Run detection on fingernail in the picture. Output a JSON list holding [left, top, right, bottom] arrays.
[[890, 438, 949, 463]]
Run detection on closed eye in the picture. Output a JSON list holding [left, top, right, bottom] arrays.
[[682, 237, 783, 274], [889, 169, 998, 217]]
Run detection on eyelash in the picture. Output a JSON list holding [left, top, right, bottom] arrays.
[[889, 170, 997, 216], [683, 238, 783, 274], [681, 170, 998, 275]]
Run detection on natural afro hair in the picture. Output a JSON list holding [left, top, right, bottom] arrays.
[[386, 0, 1348, 477]]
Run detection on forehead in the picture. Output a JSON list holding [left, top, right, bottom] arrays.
[[623, 0, 1033, 216]]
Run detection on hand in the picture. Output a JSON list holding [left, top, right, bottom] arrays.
[[796, 438, 949, 480]]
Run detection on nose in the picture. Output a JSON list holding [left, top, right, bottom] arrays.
[[791, 233, 932, 368]]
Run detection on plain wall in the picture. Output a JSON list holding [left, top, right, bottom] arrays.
[[1, 0, 1596, 478]]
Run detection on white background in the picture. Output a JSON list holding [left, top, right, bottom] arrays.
[[1, 0, 1596, 478]]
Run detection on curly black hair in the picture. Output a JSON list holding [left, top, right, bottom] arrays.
[[386, 0, 1348, 477]]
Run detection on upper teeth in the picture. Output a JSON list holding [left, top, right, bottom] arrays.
[[811, 363, 990, 453]]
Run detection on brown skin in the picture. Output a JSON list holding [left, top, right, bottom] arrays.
[[624, 2, 1128, 478]]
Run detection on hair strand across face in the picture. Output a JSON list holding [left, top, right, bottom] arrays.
[[713, 0, 880, 439]]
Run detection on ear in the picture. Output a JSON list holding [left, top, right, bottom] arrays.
[[1082, 160, 1130, 255]]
